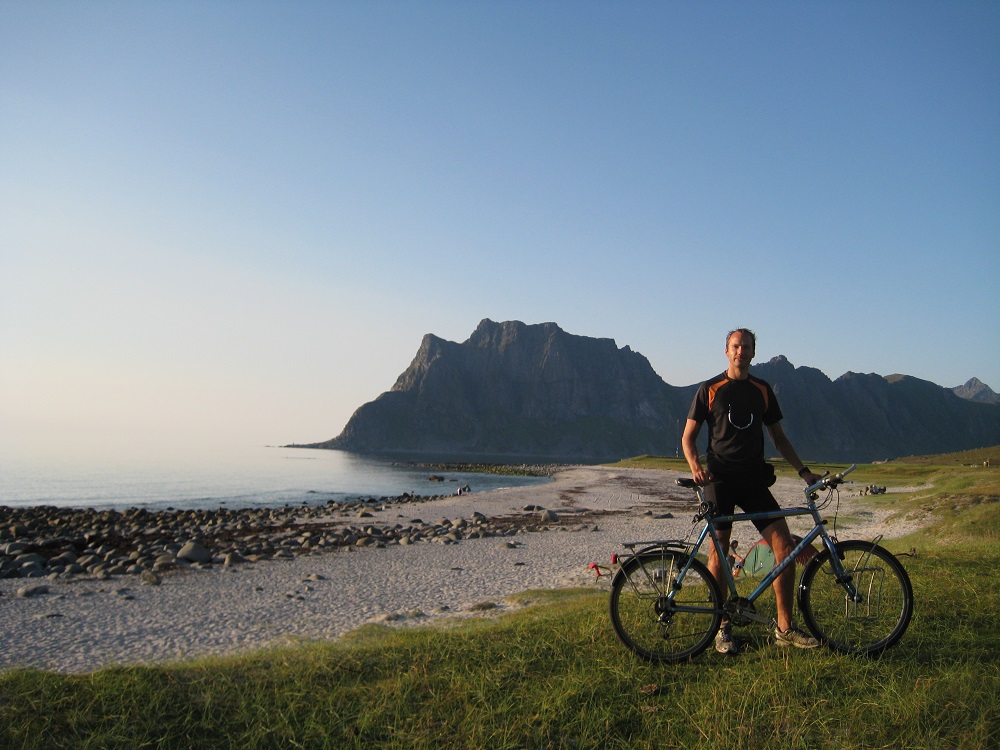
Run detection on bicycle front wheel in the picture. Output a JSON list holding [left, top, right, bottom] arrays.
[[798, 540, 913, 656], [609, 550, 722, 663]]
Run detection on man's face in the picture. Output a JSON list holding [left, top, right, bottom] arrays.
[[726, 331, 755, 369]]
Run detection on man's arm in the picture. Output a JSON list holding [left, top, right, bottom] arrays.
[[682, 418, 712, 486], [767, 422, 822, 484]]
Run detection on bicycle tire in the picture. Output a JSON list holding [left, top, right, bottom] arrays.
[[609, 550, 722, 663], [798, 540, 913, 656]]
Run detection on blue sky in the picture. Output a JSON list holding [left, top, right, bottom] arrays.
[[2, 1, 998, 458]]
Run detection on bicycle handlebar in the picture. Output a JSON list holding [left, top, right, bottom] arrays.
[[674, 464, 858, 496], [804, 464, 856, 495]]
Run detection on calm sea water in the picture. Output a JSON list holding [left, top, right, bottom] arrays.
[[0, 445, 550, 511]]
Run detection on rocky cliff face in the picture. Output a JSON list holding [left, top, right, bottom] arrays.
[[306, 319, 1000, 462], [318, 319, 692, 459]]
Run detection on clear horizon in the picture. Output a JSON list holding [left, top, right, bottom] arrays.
[[2, 2, 998, 459]]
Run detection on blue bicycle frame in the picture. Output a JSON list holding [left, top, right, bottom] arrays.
[[667, 482, 866, 624]]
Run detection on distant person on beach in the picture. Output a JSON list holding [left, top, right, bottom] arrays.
[[682, 328, 823, 655]]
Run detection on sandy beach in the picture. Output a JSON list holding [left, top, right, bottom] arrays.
[[0, 466, 917, 674]]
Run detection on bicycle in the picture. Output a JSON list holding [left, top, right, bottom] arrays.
[[607, 465, 913, 662]]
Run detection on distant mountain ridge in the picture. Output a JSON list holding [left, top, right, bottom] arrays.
[[301, 319, 1000, 463], [952, 377, 1000, 405]]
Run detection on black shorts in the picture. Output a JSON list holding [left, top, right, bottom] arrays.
[[704, 480, 782, 533]]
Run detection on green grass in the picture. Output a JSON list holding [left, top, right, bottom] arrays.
[[2, 454, 998, 749]]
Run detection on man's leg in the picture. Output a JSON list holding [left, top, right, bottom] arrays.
[[706, 527, 739, 654], [705, 526, 732, 595], [760, 519, 795, 631], [761, 519, 819, 648]]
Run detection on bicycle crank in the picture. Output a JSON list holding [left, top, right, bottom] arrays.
[[725, 597, 757, 627]]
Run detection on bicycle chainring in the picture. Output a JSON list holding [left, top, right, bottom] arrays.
[[725, 597, 756, 627]]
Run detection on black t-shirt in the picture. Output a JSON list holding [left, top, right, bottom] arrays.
[[687, 372, 783, 476]]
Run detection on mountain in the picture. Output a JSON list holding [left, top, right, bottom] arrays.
[[309, 319, 692, 460], [300, 319, 1000, 463], [751, 359, 1000, 462], [952, 377, 1000, 405]]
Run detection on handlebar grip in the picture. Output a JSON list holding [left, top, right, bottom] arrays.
[[804, 463, 857, 494]]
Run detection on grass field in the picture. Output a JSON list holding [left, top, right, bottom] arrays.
[[2, 450, 998, 749]]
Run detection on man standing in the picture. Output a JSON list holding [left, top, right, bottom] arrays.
[[681, 328, 823, 655]]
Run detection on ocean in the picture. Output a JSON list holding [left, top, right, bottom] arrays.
[[0, 444, 551, 511]]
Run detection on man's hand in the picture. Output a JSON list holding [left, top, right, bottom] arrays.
[[801, 471, 823, 485], [692, 466, 714, 486]]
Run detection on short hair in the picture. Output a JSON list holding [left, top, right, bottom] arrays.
[[726, 328, 756, 349]]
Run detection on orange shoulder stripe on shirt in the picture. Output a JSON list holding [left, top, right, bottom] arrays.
[[706, 378, 728, 413]]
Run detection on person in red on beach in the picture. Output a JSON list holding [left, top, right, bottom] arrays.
[[681, 328, 824, 655]]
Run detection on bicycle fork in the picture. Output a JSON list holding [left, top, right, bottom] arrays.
[[817, 533, 890, 608], [833, 535, 890, 620]]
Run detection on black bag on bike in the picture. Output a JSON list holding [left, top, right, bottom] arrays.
[[710, 461, 777, 489]]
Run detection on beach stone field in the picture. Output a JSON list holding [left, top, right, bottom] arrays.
[[0, 467, 917, 673], [0, 492, 585, 584]]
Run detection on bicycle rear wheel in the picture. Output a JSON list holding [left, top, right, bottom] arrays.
[[798, 540, 913, 655], [609, 550, 722, 663]]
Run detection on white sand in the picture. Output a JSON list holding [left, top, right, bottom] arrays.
[[0, 466, 918, 673]]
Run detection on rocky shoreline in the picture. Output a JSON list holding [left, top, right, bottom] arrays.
[[402, 462, 559, 477], [1, 466, 683, 672], [0, 488, 592, 590]]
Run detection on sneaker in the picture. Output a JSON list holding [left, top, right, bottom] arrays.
[[715, 622, 738, 655], [774, 625, 820, 649]]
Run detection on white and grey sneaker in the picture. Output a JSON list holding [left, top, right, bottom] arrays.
[[774, 625, 820, 649], [715, 622, 738, 655]]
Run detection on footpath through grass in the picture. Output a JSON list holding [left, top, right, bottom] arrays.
[[2, 454, 998, 749]]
